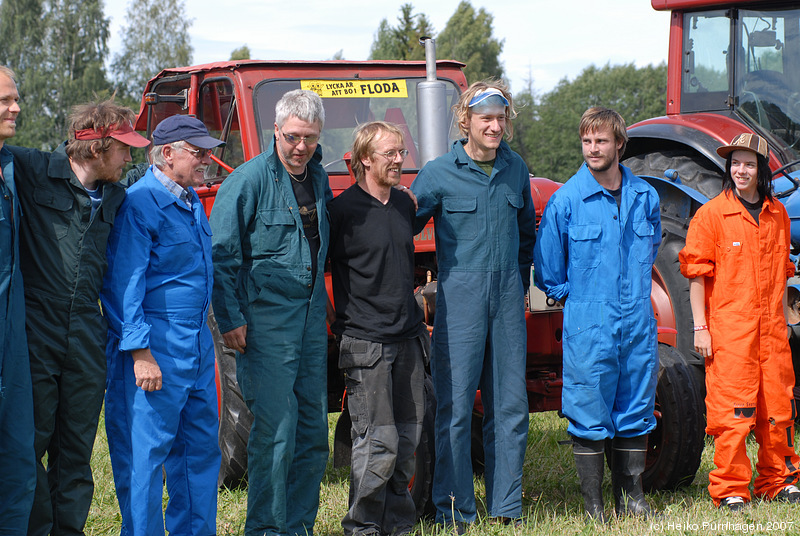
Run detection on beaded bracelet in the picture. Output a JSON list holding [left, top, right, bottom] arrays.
[[693, 325, 708, 332]]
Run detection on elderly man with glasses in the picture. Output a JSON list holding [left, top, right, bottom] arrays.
[[210, 89, 333, 536], [101, 115, 224, 535], [411, 80, 536, 529]]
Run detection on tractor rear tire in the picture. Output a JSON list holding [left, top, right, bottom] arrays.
[[209, 308, 252, 489], [624, 150, 723, 200], [642, 344, 706, 491]]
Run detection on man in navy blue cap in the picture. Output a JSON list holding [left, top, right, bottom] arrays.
[[101, 114, 224, 536]]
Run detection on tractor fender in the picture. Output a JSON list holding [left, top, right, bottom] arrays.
[[638, 174, 708, 223], [627, 119, 728, 173]]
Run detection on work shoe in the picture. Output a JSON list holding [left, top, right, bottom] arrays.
[[719, 496, 746, 511], [774, 485, 800, 503], [489, 517, 524, 528]]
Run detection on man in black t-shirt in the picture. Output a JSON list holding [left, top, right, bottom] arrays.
[[328, 121, 428, 536]]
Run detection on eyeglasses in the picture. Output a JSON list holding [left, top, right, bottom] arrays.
[[280, 129, 320, 146], [176, 145, 211, 159], [373, 149, 409, 160]]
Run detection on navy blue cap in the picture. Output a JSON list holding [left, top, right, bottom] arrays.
[[152, 115, 225, 149]]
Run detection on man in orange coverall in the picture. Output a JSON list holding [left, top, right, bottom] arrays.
[[680, 132, 800, 511]]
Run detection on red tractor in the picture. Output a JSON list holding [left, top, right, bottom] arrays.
[[624, 0, 800, 416], [134, 42, 704, 515]]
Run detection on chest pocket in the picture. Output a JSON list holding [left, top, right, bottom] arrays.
[[32, 188, 73, 239], [505, 193, 524, 239], [442, 196, 478, 240], [154, 225, 193, 274], [257, 208, 296, 255], [632, 220, 655, 264], [569, 224, 602, 268], [91, 202, 118, 254]]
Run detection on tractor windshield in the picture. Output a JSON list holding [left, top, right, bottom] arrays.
[[682, 7, 800, 158], [254, 78, 462, 173]]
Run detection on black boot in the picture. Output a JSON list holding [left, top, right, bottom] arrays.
[[611, 436, 652, 517], [573, 437, 606, 522]]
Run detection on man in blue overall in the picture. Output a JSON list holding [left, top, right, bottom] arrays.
[[0, 65, 35, 535], [210, 89, 331, 536], [102, 115, 224, 535], [411, 81, 536, 528], [534, 107, 661, 520]]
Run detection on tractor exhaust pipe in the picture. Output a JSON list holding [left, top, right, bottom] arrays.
[[416, 37, 449, 167]]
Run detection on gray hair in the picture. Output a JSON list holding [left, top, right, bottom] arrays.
[[275, 89, 325, 129], [150, 140, 186, 169], [0, 65, 16, 83]]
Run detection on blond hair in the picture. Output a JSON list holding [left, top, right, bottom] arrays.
[[351, 121, 405, 182], [453, 79, 516, 141], [579, 107, 628, 158]]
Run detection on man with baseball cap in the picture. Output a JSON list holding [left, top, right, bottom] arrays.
[[411, 80, 536, 528], [101, 114, 224, 535], [681, 132, 800, 510], [6, 98, 150, 535]]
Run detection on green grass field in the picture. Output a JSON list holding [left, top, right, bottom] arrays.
[[86, 410, 800, 536]]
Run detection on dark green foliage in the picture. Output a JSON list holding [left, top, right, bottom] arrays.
[[369, 3, 435, 61], [111, 0, 193, 106], [230, 45, 251, 61], [436, 1, 504, 84], [0, 0, 112, 150]]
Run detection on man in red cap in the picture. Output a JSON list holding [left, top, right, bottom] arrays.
[[6, 98, 150, 535], [680, 132, 800, 510]]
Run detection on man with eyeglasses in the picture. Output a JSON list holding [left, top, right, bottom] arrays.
[[7, 98, 150, 536], [328, 121, 429, 536], [411, 80, 536, 529], [101, 115, 224, 535], [210, 89, 332, 536]]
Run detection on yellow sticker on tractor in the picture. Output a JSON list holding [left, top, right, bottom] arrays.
[[301, 80, 408, 98]]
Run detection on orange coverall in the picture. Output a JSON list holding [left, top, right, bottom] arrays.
[[680, 191, 799, 504]]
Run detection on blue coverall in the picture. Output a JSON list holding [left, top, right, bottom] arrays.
[[534, 163, 661, 440], [0, 146, 35, 534], [210, 138, 331, 536], [411, 139, 536, 523], [101, 169, 220, 536]]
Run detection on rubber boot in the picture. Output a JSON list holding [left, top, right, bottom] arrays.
[[611, 436, 652, 517], [572, 437, 606, 522]]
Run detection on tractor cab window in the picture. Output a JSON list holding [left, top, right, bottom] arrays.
[[681, 10, 731, 113], [199, 77, 245, 182], [736, 8, 800, 155], [253, 78, 462, 174]]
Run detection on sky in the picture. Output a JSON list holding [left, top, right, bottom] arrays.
[[104, 0, 671, 94]]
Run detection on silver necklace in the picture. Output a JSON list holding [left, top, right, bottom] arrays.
[[289, 166, 308, 183]]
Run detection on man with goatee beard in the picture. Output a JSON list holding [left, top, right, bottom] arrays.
[[7, 97, 150, 535], [534, 107, 661, 521], [101, 115, 224, 535], [328, 121, 429, 536]]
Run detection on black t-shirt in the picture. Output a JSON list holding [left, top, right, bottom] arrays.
[[737, 194, 763, 225], [289, 168, 320, 284], [327, 184, 425, 342]]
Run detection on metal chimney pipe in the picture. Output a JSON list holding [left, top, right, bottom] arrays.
[[416, 37, 449, 167]]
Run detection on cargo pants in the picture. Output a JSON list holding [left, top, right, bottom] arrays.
[[340, 335, 427, 536]]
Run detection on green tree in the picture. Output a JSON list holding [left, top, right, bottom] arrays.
[[111, 0, 193, 104], [510, 62, 667, 182], [369, 3, 435, 61], [0, 0, 112, 149], [436, 1, 504, 84], [230, 45, 251, 61]]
